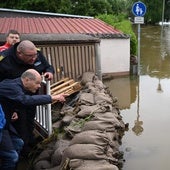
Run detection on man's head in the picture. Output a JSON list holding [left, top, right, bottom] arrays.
[[21, 69, 42, 93], [6, 30, 20, 46], [16, 40, 38, 65]]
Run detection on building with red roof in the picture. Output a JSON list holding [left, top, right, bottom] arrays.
[[0, 8, 130, 81]]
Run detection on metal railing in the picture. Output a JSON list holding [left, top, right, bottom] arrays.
[[34, 80, 52, 137]]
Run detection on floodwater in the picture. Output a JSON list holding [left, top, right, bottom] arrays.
[[104, 25, 170, 170]]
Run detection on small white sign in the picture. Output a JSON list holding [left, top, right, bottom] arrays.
[[134, 17, 144, 24]]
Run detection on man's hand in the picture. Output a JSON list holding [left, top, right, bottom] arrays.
[[11, 112, 18, 121], [51, 93, 69, 103], [43, 72, 53, 80]]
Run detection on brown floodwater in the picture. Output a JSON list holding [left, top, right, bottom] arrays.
[[104, 25, 170, 170]]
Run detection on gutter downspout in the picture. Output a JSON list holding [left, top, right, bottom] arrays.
[[95, 42, 102, 81]]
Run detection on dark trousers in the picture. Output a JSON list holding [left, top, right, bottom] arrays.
[[12, 106, 36, 155], [0, 130, 24, 170]]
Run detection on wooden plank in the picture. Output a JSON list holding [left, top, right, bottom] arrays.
[[51, 83, 81, 104], [50, 77, 70, 88], [51, 82, 81, 95], [51, 79, 75, 93]]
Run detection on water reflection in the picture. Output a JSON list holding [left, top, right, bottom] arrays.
[[132, 79, 143, 136], [157, 78, 163, 92], [104, 25, 170, 170]]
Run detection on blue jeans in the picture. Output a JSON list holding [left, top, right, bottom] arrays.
[[0, 133, 24, 170]]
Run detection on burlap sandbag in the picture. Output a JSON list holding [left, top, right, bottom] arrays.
[[63, 144, 109, 160], [81, 72, 95, 85], [94, 92, 113, 104], [64, 118, 82, 137], [86, 82, 100, 94], [34, 149, 54, 162], [93, 112, 124, 128], [82, 120, 116, 132], [77, 104, 112, 118], [51, 139, 70, 166], [93, 79, 106, 90], [79, 92, 95, 105], [69, 159, 119, 170], [77, 105, 100, 118], [34, 160, 51, 170], [70, 130, 110, 146]]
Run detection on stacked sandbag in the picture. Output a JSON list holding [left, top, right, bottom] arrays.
[[61, 73, 126, 169], [33, 72, 126, 170]]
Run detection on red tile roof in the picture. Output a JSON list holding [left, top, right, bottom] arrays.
[[0, 17, 122, 35]]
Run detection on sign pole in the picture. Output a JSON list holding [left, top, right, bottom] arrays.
[[132, 1, 146, 76], [137, 24, 141, 75]]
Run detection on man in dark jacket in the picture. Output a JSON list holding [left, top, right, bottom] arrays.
[[0, 40, 55, 155], [0, 69, 67, 169], [0, 69, 66, 112], [0, 40, 54, 81]]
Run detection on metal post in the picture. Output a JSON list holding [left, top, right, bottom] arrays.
[[46, 80, 52, 136], [95, 43, 102, 80], [137, 24, 141, 75], [47, 54, 52, 136]]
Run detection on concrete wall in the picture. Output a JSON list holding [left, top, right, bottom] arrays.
[[100, 38, 130, 76]]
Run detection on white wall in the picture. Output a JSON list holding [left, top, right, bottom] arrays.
[[100, 38, 130, 74]]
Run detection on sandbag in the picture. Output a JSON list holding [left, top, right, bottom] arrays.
[[93, 112, 123, 128], [64, 119, 82, 137], [77, 105, 100, 118], [94, 92, 113, 104], [34, 160, 51, 170], [82, 120, 116, 132], [70, 130, 110, 146], [79, 92, 95, 105], [81, 72, 95, 85], [63, 144, 109, 160], [77, 104, 112, 118], [69, 159, 119, 170]]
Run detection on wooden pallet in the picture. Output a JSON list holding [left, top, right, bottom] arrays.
[[50, 78, 81, 103]]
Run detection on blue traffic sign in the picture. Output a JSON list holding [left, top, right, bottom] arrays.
[[132, 1, 146, 17]]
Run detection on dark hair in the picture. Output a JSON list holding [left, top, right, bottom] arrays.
[[6, 30, 20, 37]]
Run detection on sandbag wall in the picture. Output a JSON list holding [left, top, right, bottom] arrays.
[[33, 72, 126, 170]]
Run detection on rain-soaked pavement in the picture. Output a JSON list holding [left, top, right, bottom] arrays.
[[104, 25, 170, 170]]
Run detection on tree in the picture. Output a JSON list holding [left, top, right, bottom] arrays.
[[0, 0, 169, 24]]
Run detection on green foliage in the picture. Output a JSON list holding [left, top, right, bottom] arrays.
[[1, 0, 169, 24], [143, 0, 163, 24], [97, 14, 137, 55], [108, 0, 132, 16], [90, 0, 113, 15]]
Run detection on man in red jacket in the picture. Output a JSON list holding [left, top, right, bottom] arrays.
[[0, 30, 20, 52]]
